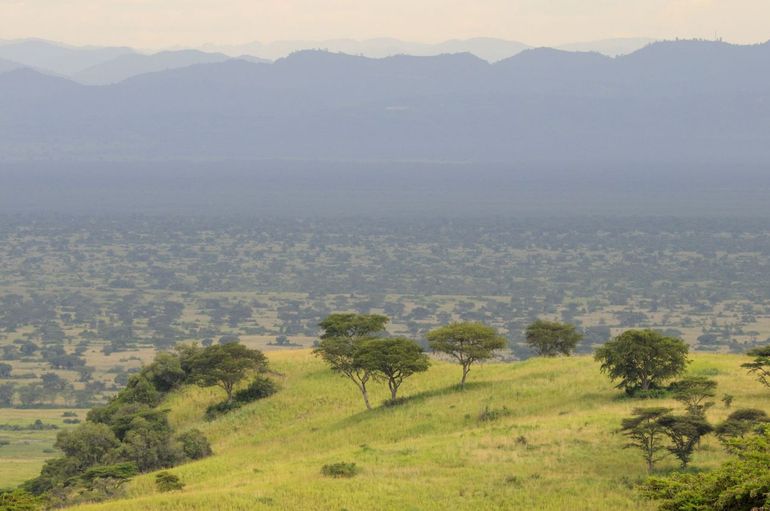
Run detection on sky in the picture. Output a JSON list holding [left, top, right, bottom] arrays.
[[0, 0, 768, 49]]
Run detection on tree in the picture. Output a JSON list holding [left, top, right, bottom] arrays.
[[643, 427, 770, 510], [742, 345, 770, 388], [55, 423, 119, 470], [18, 384, 45, 407], [669, 376, 717, 416], [314, 313, 390, 410], [357, 338, 429, 401], [658, 414, 713, 468], [621, 407, 672, 471], [0, 383, 15, 407], [524, 319, 583, 357], [314, 337, 374, 410], [715, 408, 770, 444], [426, 322, 506, 388], [0, 362, 12, 378], [187, 343, 268, 403], [595, 329, 689, 395], [318, 313, 389, 339]]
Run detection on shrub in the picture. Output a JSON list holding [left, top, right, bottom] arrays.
[[233, 377, 277, 404], [0, 489, 43, 510], [176, 429, 212, 460], [321, 462, 359, 478], [204, 400, 242, 421], [478, 405, 512, 422], [155, 472, 184, 492]]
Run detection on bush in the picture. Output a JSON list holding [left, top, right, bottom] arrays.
[[233, 377, 277, 404], [321, 462, 359, 478], [478, 405, 512, 422], [0, 489, 43, 510], [204, 400, 242, 421], [155, 472, 184, 492], [176, 429, 212, 460]]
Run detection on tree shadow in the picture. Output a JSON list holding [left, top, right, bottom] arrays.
[[332, 380, 494, 429]]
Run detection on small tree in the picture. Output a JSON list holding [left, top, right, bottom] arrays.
[[0, 383, 15, 407], [0, 363, 12, 378], [715, 408, 770, 445], [314, 313, 390, 410], [155, 472, 184, 492], [658, 414, 713, 468], [357, 338, 429, 401], [426, 322, 506, 388], [187, 343, 268, 403], [742, 346, 770, 388], [595, 329, 689, 395], [669, 376, 717, 417], [525, 320, 583, 357], [621, 407, 672, 472]]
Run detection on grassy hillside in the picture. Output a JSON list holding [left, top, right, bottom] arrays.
[[69, 351, 762, 511]]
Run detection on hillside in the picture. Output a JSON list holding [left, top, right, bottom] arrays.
[[67, 350, 761, 511]]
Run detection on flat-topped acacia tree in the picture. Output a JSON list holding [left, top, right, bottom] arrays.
[[426, 322, 506, 388], [525, 319, 583, 357], [356, 337, 429, 401], [314, 313, 390, 410]]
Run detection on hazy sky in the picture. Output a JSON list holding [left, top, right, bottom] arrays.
[[1, 0, 768, 49]]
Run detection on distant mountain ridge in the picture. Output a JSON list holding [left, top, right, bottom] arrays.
[[1, 39, 769, 164]]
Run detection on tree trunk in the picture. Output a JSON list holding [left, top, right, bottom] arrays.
[[460, 364, 470, 389], [359, 383, 372, 410]]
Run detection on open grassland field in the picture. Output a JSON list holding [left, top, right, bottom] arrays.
[[0, 408, 87, 486], [62, 351, 762, 511]]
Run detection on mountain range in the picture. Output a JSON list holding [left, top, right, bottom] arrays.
[[0, 39, 769, 165]]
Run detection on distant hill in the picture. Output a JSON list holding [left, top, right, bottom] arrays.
[[0, 57, 23, 73], [0, 39, 135, 75], [557, 37, 656, 56], [1, 40, 769, 164], [72, 49, 236, 85]]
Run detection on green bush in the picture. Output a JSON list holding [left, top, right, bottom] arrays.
[[321, 462, 359, 478], [0, 489, 42, 510], [233, 377, 277, 404], [204, 400, 242, 421], [176, 429, 212, 460], [478, 405, 512, 422], [155, 472, 185, 492]]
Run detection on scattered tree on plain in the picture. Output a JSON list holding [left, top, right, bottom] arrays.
[[426, 322, 506, 388], [595, 329, 689, 395], [620, 407, 672, 472], [742, 346, 770, 388], [524, 320, 583, 357], [714, 408, 770, 445], [657, 414, 712, 468], [356, 337, 429, 401], [669, 376, 717, 417]]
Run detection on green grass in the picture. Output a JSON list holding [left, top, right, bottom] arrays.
[[58, 351, 766, 510], [0, 408, 86, 487]]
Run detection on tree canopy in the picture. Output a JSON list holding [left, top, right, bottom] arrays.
[[595, 329, 689, 395], [356, 337, 429, 401], [426, 322, 506, 388], [186, 343, 268, 402], [525, 319, 583, 357]]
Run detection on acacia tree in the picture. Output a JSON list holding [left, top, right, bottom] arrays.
[[187, 343, 268, 403], [595, 329, 688, 395], [742, 346, 770, 388], [621, 407, 672, 472], [314, 313, 390, 410], [658, 414, 713, 468], [525, 320, 583, 357], [357, 337, 429, 401], [669, 376, 717, 417], [426, 322, 506, 388]]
